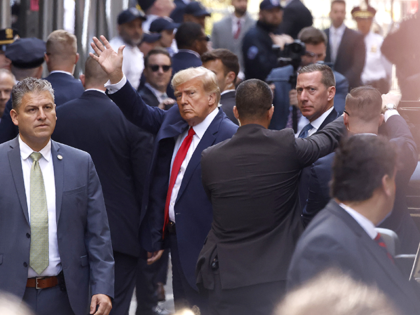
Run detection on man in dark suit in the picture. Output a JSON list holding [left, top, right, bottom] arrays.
[[196, 79, 344, 315], [202, 49, 240, 125], [90, 35, 238, 313], [1, 77, 114, 315], [324, 0, 365, 90], [52, 56, 153, 315], [278, 0, 313, 39], [139, 48, 175, 109], [0, 31, 84, 143], [211, 0, 255, 74], [303, 88, 420, 254], [288, 135, 420, 315], [267, 26, 348, 131]]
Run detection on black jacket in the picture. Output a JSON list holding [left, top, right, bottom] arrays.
[[278, 0, 313, 39]]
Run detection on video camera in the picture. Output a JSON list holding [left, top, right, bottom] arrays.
[[273, 40, 306, 72]]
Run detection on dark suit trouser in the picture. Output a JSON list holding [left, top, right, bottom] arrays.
[[207, 271, 286, 315], [23, 285, 74, 315], [110, 251, 138, 315], [169, 233, 209, 314]]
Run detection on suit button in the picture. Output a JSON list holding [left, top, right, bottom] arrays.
[[26, 233, 30, 238], [23, 262, 28, 267]]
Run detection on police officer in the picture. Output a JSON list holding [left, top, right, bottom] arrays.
[[0, 28, 19, 70], [242, 0, 293, 81], [352, 1, 392, 94]]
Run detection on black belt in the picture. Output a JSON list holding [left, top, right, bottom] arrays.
[[167, 221, 176, 235]]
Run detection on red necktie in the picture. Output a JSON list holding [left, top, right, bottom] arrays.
[[234, 20, 241, 40], [162, 127, 196, 237], [374, 233, 395, 264]]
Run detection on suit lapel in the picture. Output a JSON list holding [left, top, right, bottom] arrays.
[[52, 141, 64, 222], [318, 107, 338, 130], [8, 137, 29, 224], [335, 27, 349, 65], [176, 110, 222, 201]]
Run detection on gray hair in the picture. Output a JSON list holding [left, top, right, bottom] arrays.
[[12, 77, 55, 110]]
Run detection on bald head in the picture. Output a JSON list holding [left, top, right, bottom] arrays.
[[82, 56, 108, 90]]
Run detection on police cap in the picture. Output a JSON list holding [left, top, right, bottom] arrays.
[[5, 38, 46, 69]]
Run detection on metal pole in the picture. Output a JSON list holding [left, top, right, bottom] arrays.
[[0, 0, 11, 29], [54, 0, 65, 30], [39, 0, 54, 40]]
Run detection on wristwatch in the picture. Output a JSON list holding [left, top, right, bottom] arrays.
[[385, 103, 398, 111]]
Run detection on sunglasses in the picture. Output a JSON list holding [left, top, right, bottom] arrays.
[[198, 35, 211, 42], [148, 64, 172, 72]]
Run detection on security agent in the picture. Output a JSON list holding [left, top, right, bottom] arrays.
[[183, 2, 211, 29], [0, 38, 46, 144], [149, 17, 180, 55], [0, 28, 19, 70]]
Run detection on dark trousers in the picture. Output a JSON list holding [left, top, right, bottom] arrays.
[[208, 271, 286, 315], [110, 251, 139, 315], [23, 285, 75, 315], [169, 233, 209, 314]]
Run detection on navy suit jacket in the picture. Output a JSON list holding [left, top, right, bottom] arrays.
[[0, 138, 114, 315], [278, 0, 313, 39], [139, 85, 160, 107], [0, 72, 84, 144], [288, 200, 420, 315], [303, 115, 420, 254], [52, 90, 153, 258], [266, 65, 348, 130], [220, 90, 238, 125], [107, 80, 238, 290]]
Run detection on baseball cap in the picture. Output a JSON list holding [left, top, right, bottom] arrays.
[[185, 2, 211, 17], [150, 18, 180, 33], [141, 33, 162, 44], [117, 7, 147, 25], [260, 0, 283, 11]]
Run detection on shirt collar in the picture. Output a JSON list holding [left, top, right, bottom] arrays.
[[340, 203, 377, 239], [310, 106, 334, 131], [192, 107, 219, 140], [49, 70, 73, 76], [177, 49, 200, 59], [232, 14, 246, 23], [145, 83, 165, 99], [85, 88, 106, 94], [330, 23, 346, 36], [19, 135, 52, 162]]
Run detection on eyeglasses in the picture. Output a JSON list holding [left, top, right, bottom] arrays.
[[148, 64, 172, 72]]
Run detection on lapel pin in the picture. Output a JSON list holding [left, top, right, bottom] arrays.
[[57, 154, 63, 160]]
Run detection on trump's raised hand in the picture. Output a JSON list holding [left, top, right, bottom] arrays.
[[90, 35, 124, 84]]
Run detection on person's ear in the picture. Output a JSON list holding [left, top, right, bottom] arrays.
[[225, 71, 236, 87], [233, 106, 239, 120], [79, 74, 86, 87], [208, 92, 216, 106], [343, 111, 349, 128], [382, 173, 394, 198], [327, 86, 336, 101], [75, 53, 79, 65], [10, 108, 19, 126], [44, 53, 49, 63], [268, 105, 274, 122]]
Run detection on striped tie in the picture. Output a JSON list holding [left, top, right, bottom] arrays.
[[374, 233, 394, 264], [29, 152, 49, 275]]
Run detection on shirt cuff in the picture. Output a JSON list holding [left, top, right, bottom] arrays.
[[105, 75, 127, 94], [384, 109, 399, 122]]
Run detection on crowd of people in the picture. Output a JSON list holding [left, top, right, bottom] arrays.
[[0, 0, 419, 315]]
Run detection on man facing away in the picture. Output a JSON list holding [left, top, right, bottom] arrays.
[[287, 135, 420, 315], [196, 79, 345, 315], [0, 77, 114, 315], [90, 35, 238, 313], [324, 0, 365, 90], [0, 69, 15, 123]]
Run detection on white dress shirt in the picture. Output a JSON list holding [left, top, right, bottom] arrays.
[[340, 203, 377, 239], [295, 106, 334, 138], [19, 137, 61, 278], [109, 36, 144, 90], [169, 107, 219, 222], [329, 23, 346, 64], [145, 83, 168, 103], [361, 31, 393, 84]]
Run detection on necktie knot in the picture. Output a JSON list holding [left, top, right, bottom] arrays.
[[188, 127, 196, 137], [298, 123, 313, 138], [30, 152, 42, 163]]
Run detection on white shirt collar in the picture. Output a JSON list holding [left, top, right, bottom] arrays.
[[19, 135, 52, 163], [85, 88, 106, 94], [192, 107, 219, 140], [310, 106, 334, 131], [221, 89, 235, 96], [49, 70, 73, 76], [330, 23, 346, 36], [340, 203, 377, 239], [177, 49, 200, 59]]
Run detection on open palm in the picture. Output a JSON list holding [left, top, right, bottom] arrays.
[[90, 35, 124, 81]]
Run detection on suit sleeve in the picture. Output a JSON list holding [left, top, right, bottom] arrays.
[[107, 80, 166, 135], [287, 236, 359, 291], [200, 148, 212, 201], [344, 34, 366, 88], [0, 99, 19, 144], [211, 24, 221, 49], [295, 116, 345, 167], [85, 156, 115, 298]]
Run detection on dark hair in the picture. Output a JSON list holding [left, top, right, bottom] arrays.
[[201, 49, 239, 82], [298, 27, 327, 45], [331, 136, 397, 202], [236, 79, 272, 120], [345, 86, 382, 121], [144, 47, 171, 68], [84, 55, 108, 86], [298, 63, 336, 88], [175, 22, 203, 49], [331, 0, 346, 9]]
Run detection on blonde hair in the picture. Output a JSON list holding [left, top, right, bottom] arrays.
[[46, 30, 77, 66], [172, 67, 220, 105]]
